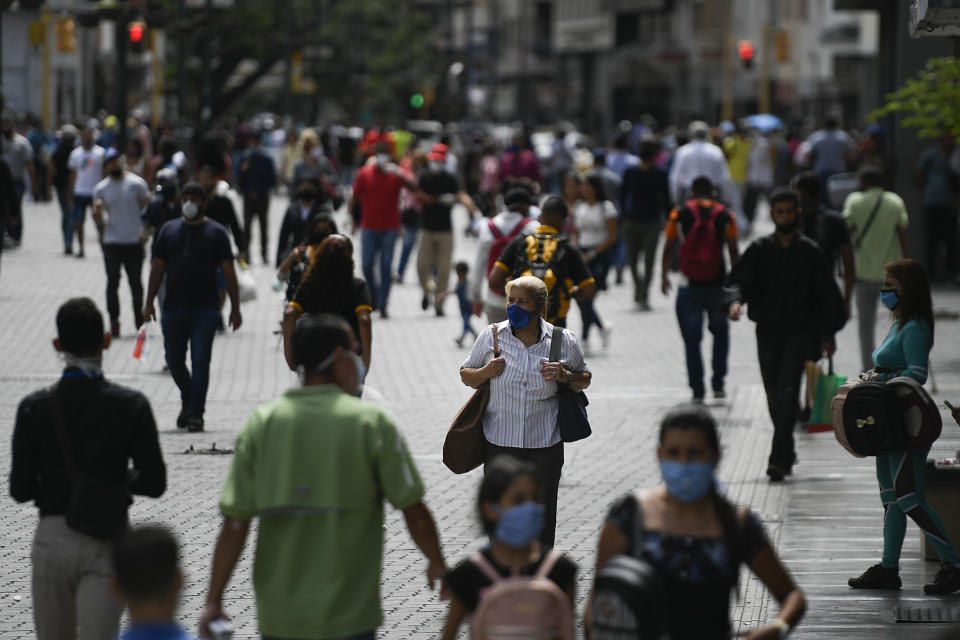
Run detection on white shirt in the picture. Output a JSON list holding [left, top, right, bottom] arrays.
[[668, 139, 735, 206], [67, 145, 106, 196], [461, 319, 590, 448], [93, 173, 150, 244], [573, 200, 617, 248], [747, 135, 774, 188], [471, 210, 540, 308]]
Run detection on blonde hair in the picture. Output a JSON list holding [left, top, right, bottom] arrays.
[[505, 276, 548, 314]]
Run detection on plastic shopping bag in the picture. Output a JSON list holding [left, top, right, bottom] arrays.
[[132, 321, 156, 362], [810, 357, 846, 433], [237, 267, 257, 303]]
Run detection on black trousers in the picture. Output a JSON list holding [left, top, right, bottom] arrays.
[[102, 243, 144, 327], [483, 439, 564, 549], [242, 193, 270, 261], [756, 328, 810, 470]]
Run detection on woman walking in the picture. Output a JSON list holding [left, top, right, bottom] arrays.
[[460, 275, 591, 548], [573, 172, 618, 349]]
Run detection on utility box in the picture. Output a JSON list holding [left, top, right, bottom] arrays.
[[910, 0, 960, 38], [922, 460, 960, 561]]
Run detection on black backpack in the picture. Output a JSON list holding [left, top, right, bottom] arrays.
[[511, 232, 569, 322], [841, 381, 907, 455]]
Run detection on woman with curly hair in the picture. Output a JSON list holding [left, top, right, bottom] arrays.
[[282, 234, 373, 375]]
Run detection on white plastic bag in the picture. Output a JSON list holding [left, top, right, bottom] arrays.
[[237, 269, 257, 303]]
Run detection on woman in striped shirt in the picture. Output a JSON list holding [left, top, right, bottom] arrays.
[[460, 275, 591, 548]]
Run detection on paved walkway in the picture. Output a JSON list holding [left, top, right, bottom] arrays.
[[0, 195, 958, 638]]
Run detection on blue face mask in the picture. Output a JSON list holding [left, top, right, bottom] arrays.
[[493, 502, 545, 549], [507, 304, 536, 329], [660, 461, 716, 503], [880, 289, 899, 310]]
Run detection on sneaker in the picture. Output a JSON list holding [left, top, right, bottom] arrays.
[[600, 323, 613, 348], [65, 245, 73, 255], [421, 295, 429, 311], [379, 308, 389, 320], [766, 464, 787, 482], [713, 389, 726, 399], [924, 563, 960, 595], [110, 322, 120, 338], [638, 301, 652, 312], [176, 407, 189, 429], [798, 406, 811, 425], [185, 416, 204, 433], [435, 305, 445, 317], [691, 395, 705, 404], [454, 337, 463, 347], [849, 564, 902, 590]]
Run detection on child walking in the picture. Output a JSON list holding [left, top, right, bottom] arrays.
[[450, 261, 477, 346]]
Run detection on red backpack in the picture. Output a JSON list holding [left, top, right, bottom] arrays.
[[487, 218, 530, 295], [469, 549, 575, 640], [678, 200, 725, 281]]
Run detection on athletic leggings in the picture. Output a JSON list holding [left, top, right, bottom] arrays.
[[877, 447, 960, 568]]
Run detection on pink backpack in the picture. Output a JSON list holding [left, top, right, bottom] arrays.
[[469, 549, 575, 640]]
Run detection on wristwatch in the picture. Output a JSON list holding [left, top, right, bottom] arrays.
[[565, 371, 575, 385]]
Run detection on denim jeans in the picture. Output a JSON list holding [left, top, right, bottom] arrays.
[[161, 307, 220, 417], [68, 195, 93, 247], [675, 286, 729, 399], [360, 228, 398, 311], [396, 222, 420, 279]]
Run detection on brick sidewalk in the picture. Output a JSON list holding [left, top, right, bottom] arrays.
[[1, 197, 958, 638]]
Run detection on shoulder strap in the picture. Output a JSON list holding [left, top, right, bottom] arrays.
[[491, 324, 500, 357], [631, 491, 646, 557], [488, 218, 503, 240], [48, 385, 77, 478], [855, 192, 885, 250], [708, 202, 725, 219], [470, 551, 504, 584], [534, 549, 563, 579], [549, 325, 563, 362], [507, 218, 529, 238]]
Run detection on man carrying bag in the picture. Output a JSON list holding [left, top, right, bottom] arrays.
[[10, 298, 167, 640]]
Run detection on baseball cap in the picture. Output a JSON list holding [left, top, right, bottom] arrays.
[[428, 142, 448, 161], [104, 147, 122, 163], [687, 121, 710, 139]]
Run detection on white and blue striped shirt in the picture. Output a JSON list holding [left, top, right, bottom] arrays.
[[461, 319, 590, 449]]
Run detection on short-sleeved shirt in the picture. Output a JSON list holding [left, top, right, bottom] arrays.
[[621, 165, 670, 223], [494, 225, 595, 322], [93, 173, 150, 244], [573, 199, 617, 248], [800, 205, 850, 275], [220, 386, 425, 639], [842, 187, 908, 282], [461, 319, 589, 448], [445, 547, 577, 612], [873, 319, 932, 383], [154, 218, 233, 310], [916, 146, 958, 206], [1, 133, 33, 181], [607, 493, 768, 640], [808, 128, 854, 174], [290, 277, 373, 352], [67, 145, 106, 196], [352, 163, 405, 231], [722, 136, 751, 183], [664, 199, 737, 285], [419, 171, 460, 232]]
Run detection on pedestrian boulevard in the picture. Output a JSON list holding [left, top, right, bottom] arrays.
[[1, 198, 959, 638]]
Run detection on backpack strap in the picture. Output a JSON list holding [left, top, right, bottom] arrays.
[[507, 218, 529, 239], [491, 324, 500, 357], [470, 551, 505, 584], [710, 492, 747, 591], [534, 549, 563, 580], [854, 191, 885, 250], [488, 218, 504, 240], [631, 491, 647, 557]]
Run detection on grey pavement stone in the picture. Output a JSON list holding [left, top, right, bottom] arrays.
[[1, 197, 959, 638]]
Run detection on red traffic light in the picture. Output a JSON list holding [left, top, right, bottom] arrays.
[[128, 22, 144, 44], [737, 40, 755, 63]]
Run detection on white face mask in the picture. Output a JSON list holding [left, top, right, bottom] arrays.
[[182, 201, 200, 220], [376, 153, 391, 167], [429, 160, 444, 173]]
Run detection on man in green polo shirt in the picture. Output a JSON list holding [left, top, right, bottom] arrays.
[[199, 314, 446, 639], [843, 166, 909, 371]]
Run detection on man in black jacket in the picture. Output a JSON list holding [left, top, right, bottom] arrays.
[[10, 297, 166, 639], [275, 177, 332, 267], [726, 187, 845, 481]]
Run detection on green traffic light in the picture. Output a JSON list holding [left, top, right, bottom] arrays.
[[410, 93, 425, 109]]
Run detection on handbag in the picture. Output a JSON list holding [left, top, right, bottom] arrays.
[[443, 325, 499, 474], [809, 357, 846, 433], [549, 326, 591, 443], [49, 387, 132, 540]]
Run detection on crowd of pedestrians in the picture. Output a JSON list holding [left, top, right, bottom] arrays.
[[4, 104, 960, 640]]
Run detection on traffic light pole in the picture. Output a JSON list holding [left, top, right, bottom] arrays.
[[115, 14, 127, 151]]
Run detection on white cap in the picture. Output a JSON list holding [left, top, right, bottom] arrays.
[[688, 121, 710, 139]]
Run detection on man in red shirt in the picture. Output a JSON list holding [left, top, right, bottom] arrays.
[[349, 143, 418, 318]]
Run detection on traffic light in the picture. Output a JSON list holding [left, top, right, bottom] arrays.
[[56, 17, 77, 53], [410, 93, 425, 109], [737, 39, 755, 69], [128, 20, 146, 54]]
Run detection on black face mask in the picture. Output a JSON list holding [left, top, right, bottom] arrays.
[[775, 219, 799, 235], [297, 190, 317, 203], [109, 168, 123, 178]]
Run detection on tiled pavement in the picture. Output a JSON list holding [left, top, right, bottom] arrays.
[[1, 195, 959, 638]]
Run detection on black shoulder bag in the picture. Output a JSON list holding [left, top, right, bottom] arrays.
[[49, 386, 132, 541], [549, 326, 591, 442], [854, 192, 885, 250]]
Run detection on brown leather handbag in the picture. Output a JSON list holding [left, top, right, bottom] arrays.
[[443, 325, 499, 474]]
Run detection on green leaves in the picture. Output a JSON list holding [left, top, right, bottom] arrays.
[[869, 57, 960, 139]]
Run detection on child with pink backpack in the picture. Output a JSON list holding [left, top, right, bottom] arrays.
[[441, 456, 578, 640]]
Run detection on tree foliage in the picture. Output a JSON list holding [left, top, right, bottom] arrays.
[[869, 57, 960, 139]]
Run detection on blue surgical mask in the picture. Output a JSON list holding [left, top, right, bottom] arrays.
[[507, 304, 536, 329], [660, 460, 715, 503], [493, 502, 545, 549], [344, 351, 366, 397], [880, 288, 899, 310]]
